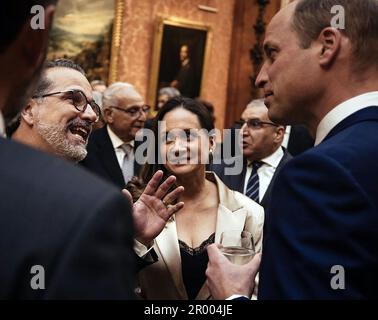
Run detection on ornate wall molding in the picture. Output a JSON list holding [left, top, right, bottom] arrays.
[[249, 0, 270, 94], [109, 0, 125, 84]]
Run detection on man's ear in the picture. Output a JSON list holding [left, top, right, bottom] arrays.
[[21, 100, 38, 126], [103, 108, 113, 123], [274, 126, 285, 143], [317, 27, 342, 68], [19, 5, 56, 73]]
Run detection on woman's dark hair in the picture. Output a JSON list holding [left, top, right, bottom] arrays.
[[126, 96, 215, 201], [156, 96, 214, 132]]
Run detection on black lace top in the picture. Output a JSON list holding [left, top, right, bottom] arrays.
[[178, 233, 215, 300]]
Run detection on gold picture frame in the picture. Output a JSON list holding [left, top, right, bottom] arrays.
[[109, 0, 124, 83], [148, 16, 213, 108], [47, 0, 124, 84]]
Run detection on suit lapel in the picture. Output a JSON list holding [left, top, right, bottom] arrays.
[[133, 141, 142, 177], [228, 157, 247, 193], [195, 203, 248, 300], [260, 148, 292, 207], [232, 166, 246, 193], [155, 219, 188, 299], [96, 127, 125, 187], [196, 173, 248, 300]]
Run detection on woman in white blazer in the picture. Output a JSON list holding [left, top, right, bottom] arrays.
[[129, 97, 264, 300]]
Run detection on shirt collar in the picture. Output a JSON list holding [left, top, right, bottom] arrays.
[[261, 146, 284, 168], [0, 111, 5, 138], [107, 125, 134, 150], [315, 91, 378, 146], [247, 146, 284, 169]]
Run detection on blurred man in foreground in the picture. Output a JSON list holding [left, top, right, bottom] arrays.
[[0, 0, 183, 299]]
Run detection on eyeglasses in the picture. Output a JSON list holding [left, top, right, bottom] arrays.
[[33, 89, 101, 122], [110, 105, 151, 118], [236, 119, 279, 130], [163, 129, 201, 144]]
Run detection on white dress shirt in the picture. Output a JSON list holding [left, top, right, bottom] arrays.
[[0, 111, 5, 138], [107, 126, 134, 181], [243, 147, 284, 202], [315, 91, 378, 146]]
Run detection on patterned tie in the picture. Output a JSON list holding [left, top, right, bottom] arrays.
[[121, 143, 134, 184], [245, 161, 263, 203]]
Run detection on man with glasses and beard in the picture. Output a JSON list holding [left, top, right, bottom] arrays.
[[13, 59, 100, 162], [81, 82, 151, 188], [0, 1, 183, 299]]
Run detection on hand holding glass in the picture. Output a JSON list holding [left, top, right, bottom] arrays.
[[220, 230, 255, 265]]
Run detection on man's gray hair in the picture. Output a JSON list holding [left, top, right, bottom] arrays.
[[102, 82, 135, 110], [92, 91, 103, 109], [246, 99, 266, 109], [34, 59, 86, 98], [158, 87, 181, 98], [246, 98, 285, 128], [91, 80, 105, 87]]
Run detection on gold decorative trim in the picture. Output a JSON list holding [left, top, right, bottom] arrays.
[[148, 16, 213, 108], [109, 0, 125, 84]]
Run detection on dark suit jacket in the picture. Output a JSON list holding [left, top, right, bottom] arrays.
[[0, 138, 135, 299], [80, 126, 142, 189], [259, 107, 378, 299], [287, 125, 314, 156], [211, 147, 292, 209]]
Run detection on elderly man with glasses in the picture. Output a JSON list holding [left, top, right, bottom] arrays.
[[81, 82, 150, 188]]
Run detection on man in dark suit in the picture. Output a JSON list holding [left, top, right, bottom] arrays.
[[0, 0, 183, 299], [212, 99, 291, 210], [285, 125, 314, 156], [81, 82, 149, 189], [206, 0, 378, 299]]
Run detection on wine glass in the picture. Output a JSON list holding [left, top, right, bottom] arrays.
[[220, 230, 255, 265]]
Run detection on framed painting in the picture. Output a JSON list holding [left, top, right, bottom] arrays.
[[47, 0, 124, 84], [148, 17, 213, 109]]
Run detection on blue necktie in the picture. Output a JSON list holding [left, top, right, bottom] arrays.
[[245, 162, 263, 202]]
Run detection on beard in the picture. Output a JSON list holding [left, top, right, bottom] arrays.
[[34, 117, 89, 163]]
